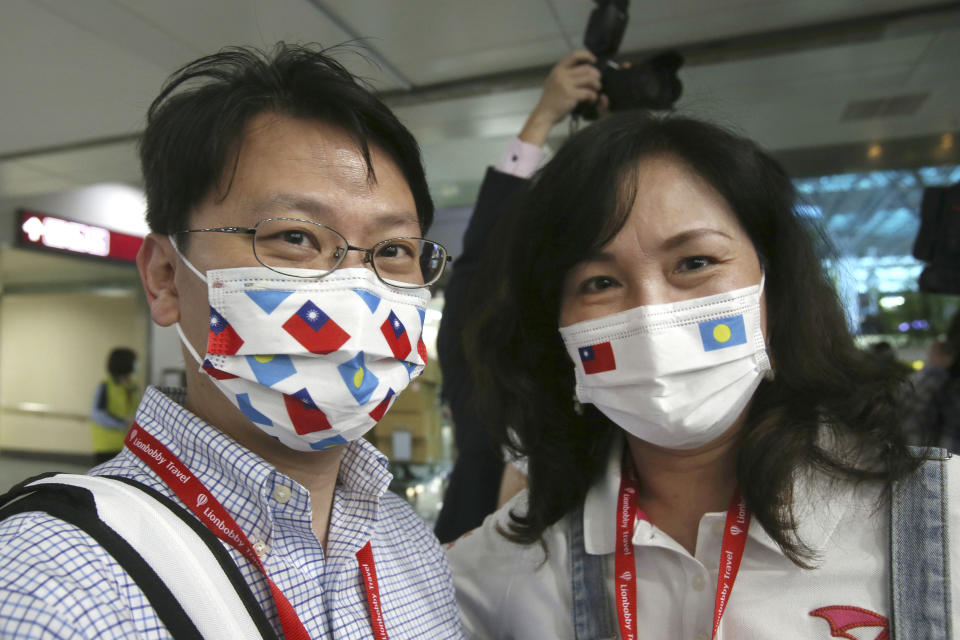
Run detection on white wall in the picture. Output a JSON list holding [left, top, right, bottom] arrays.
[[0, 289, 148, 454]]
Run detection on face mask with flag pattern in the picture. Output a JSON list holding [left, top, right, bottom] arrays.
[[173, 246, 429, 452], [558, 276, 771, 450]]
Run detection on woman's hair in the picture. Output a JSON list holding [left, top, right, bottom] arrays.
[[465, 111, 917, 565]]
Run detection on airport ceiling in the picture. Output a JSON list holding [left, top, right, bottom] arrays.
[[0, 0, 958, 212]]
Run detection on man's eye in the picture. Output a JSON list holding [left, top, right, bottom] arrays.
[[376, 242, 416, 260], [281, 230, 308, 245]]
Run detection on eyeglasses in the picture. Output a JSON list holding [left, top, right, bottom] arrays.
[[175, 217, 449, 289]]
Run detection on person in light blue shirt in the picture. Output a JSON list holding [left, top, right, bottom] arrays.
[[0, 43, 462, 640]]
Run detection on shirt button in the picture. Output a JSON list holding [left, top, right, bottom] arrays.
[[691, 574, 706, 591], [253, 541, 270, 558], [694, 632, 710, 640], [272, 485, 292, 504]]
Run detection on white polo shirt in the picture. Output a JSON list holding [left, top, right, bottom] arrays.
[[446, 438, 960, 640]]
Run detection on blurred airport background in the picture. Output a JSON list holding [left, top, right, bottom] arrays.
[[1, 0, 958, 523]]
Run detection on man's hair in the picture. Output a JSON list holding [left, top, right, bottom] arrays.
[[107, 347, 137, 380], [139, 43, 433, 235], [465, 111, 917, 566]]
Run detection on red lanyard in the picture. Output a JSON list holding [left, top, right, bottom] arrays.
[[125, 424, 389, 640], [615, 459, 750, 640]]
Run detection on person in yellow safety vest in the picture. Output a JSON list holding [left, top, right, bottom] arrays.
[[89, 347, 141, 464]]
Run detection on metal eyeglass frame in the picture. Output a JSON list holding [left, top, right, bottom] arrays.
[[174, 217, 450, 289]]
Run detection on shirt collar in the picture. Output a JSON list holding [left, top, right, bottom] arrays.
[[581, 432, 856, 559], [338, 436, 392, 498], [130, 386, 393, 551]]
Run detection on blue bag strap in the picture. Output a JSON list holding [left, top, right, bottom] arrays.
[[889, 446, 952, 639], [570, 503, 618, 639]]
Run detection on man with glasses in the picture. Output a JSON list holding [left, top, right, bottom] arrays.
[[0, 44, 461, 639]]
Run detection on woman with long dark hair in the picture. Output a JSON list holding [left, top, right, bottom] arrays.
[[445, 112, 959, 638]]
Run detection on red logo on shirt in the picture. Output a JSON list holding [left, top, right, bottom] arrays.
[[810, 606, 888, 640]]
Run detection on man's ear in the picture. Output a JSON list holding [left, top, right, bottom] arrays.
[[137, 233, 180, 327]]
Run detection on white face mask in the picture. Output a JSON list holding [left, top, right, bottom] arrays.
[[173, 246, 429, 452], [558, 278, 771, 450]]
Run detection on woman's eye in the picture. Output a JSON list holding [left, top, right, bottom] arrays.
[[579, 276, 618, 293], [676, 256, 715, 273]]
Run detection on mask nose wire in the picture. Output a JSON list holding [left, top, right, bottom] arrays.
[[167, 235, 207, 282]]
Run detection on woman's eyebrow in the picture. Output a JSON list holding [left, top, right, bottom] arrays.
[[576, 249, 617, 264], [661, 228, 732, 251]]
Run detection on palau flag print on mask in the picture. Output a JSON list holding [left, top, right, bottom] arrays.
[[245, 354, 296, 387], [237, 392, 272, 426], [337, 352, 380, 405], [698, 315, 747, 352], [175, 264, 430, 452], [310, 434, 348, 451]]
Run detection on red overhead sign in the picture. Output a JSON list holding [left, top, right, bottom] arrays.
[[16, 210, 143, 263]]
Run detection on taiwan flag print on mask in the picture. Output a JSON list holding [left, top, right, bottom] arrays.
[[176, 264, 430, 452], [381, 311, 412, 359], [579, 342, 616, 374]]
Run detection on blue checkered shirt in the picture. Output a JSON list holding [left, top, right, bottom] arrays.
[[0, 386, 463, 639]]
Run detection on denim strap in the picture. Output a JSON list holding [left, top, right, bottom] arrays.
[[890, 447, 952, 639], [570, 504, 618, 639]]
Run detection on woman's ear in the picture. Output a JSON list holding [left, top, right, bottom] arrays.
[[137, 234, 180, 327]]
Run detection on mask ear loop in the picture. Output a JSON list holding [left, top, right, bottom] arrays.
[[168, 236, 210, 376], [174, 322, 205, 372], [756, 269, 775, 381], [168, 235, 207, 282]]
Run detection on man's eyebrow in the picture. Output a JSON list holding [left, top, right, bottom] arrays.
[[253, 193, 420, 229], [253, 193, 330, 217]]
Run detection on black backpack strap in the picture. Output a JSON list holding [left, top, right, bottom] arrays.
[[0, 477, 204, 640], [889, 447, 952, 639]]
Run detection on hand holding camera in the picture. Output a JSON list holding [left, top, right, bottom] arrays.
[[520, 50, 606, 145], [574, 0, 684, 120]]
